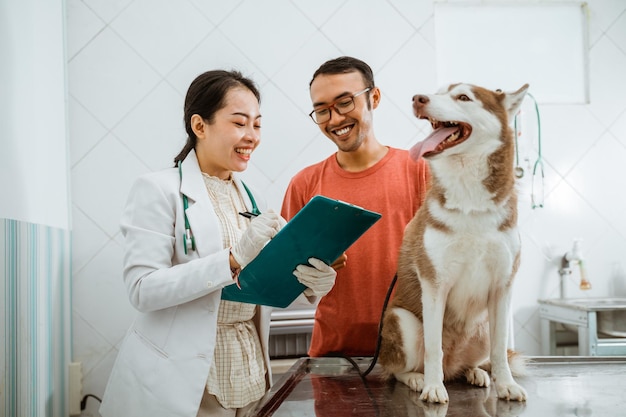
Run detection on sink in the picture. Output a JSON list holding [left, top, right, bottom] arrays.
[[598, 310, 626, 337], [543, 297, 626, 311], [539, 297, 626, 341]]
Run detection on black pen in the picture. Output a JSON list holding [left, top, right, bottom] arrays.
[[239, 211, 259, 219]]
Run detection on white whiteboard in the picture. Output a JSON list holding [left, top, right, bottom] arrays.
[[434, 2, 588, 104]]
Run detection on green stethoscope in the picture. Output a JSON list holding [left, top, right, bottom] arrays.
[[179, 163, 259, 254], [513, 92, 544, 209]]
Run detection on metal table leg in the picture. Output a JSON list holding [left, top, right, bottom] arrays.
[[540, 318, 557, 355]]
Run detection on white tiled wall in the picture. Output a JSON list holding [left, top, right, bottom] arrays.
[[67, 0, 626, 415]]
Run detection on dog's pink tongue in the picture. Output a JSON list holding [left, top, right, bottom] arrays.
[[409, 126, 459, 161]]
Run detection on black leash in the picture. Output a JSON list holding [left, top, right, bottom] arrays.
[[362, 273, 397, 377], [324, 272, 398, 378]]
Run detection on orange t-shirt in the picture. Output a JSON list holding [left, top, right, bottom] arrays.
[[281, 147, 430, 357]]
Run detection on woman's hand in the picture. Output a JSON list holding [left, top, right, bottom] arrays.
[[231, 210, 285, 268], [293, 258, 337, 297]]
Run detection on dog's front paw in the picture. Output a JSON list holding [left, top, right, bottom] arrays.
[[465, 367, 490, 387], [395, 371, 425, 392], [419, 383, 449, 403], [495, 381, 527, 401]]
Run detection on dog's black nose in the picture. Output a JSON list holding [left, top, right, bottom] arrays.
[[412, 95, 429, 104]]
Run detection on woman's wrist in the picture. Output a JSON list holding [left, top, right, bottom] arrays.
[[229, 250, 241, 270], [229, 250, 241, 288]]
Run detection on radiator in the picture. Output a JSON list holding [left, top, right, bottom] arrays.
[[269, 333, 312, 358], [269, 308, 315, 358]]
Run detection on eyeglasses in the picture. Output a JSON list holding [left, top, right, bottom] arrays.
[[308, 88, 371, 124]]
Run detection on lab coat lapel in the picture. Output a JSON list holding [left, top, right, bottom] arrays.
[[179, 150, 222, 257]]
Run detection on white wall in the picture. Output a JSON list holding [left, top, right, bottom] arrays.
[[1, 0, 72, 416], [65, 1, 626, 415], [0, 0, 71, 229]]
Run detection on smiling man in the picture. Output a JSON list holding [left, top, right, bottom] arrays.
[[281, 56, 430, 358]]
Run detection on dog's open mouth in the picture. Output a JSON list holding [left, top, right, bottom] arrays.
[[409, 119, 472, 161]]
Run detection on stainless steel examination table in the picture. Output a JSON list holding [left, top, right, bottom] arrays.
[[248, 356, 626, 416]]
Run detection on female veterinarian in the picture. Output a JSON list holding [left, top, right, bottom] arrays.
[[99, 70, 337, 417]]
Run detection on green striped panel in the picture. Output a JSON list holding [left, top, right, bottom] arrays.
[[2, 219, 71, 417]]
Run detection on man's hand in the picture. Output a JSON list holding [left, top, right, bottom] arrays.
[[331, 252, 347, 271]]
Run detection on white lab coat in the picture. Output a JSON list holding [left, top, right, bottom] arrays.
[[100, 150, 272, 417]]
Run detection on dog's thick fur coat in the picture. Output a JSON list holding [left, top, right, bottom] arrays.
[[378, 83, 529, 403]]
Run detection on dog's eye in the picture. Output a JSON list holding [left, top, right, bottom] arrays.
[[457, 94, 471, 102]]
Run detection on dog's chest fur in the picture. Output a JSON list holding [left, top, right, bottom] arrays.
[[422, 161, 519, 317]]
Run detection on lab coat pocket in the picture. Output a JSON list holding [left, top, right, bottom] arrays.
[[116, 329, 169, 389], [131, 329, 169, 359]]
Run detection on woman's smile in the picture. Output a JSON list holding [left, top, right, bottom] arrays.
[[235, 147, 253, 161]]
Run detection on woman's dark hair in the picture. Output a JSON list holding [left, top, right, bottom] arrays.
[[173, 70, 261, 166]]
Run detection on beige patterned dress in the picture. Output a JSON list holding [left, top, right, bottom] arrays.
[[202, 174, 266, 408]]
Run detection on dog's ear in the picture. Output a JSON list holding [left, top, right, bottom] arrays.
[[503, 84, 529, 120]]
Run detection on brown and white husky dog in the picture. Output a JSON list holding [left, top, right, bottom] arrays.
[[379, 83, 529, 403]]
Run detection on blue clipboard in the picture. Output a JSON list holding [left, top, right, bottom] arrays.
[[221, 195, 382, 308]]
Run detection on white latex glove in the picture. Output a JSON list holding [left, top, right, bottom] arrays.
[[293, 258, 337, 297], [231, 210, 285, 268]]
